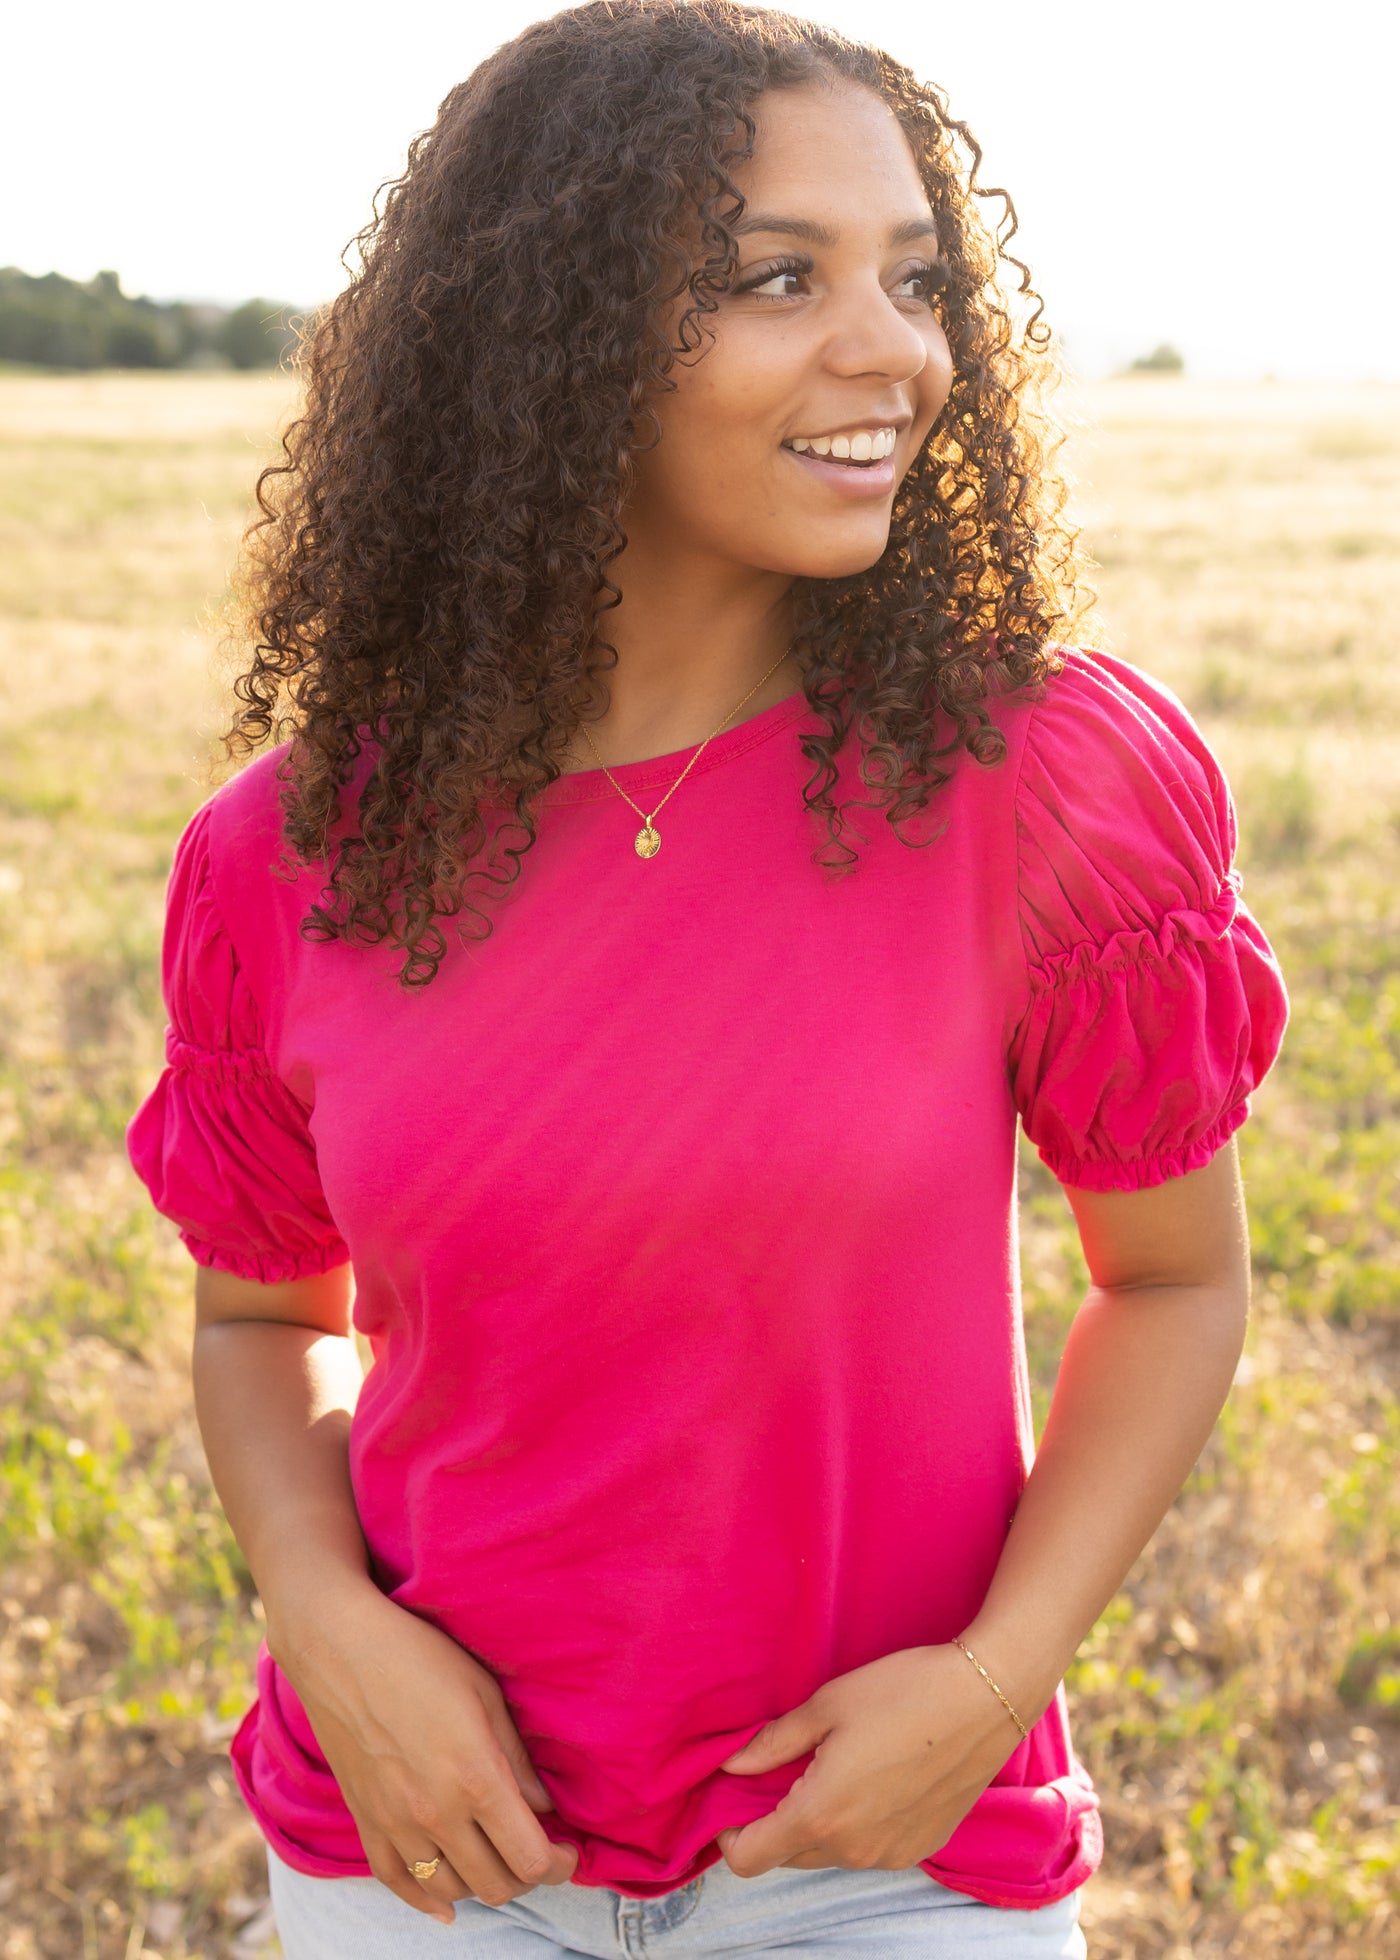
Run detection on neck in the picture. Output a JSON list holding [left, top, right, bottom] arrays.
[[558, 552, 802, 772]]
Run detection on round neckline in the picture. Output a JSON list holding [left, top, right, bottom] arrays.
[[529, 687, 813, 806]]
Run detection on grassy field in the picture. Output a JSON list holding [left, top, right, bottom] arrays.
[[0, 369, 1397, 1959]]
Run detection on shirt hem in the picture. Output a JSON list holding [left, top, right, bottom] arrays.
[[232, 1710, 1104, 1909]]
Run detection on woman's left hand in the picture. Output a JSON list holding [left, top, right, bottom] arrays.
[[713, 1643, 1029, 1876]]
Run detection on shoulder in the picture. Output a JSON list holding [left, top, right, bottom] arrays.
[[1012, 645, 1239, 970], [195, 740, 298, 883], [178, 736, 359, 938], [158, 742, 310, 1034], [163, 741, 294, 892], [1021, 644, 1231, 836]]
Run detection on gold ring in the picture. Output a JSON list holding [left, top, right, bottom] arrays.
[[409, 1855, 442, 1881]]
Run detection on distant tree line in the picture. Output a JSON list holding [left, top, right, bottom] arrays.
[[0, 267, 303, 371], [1126, 342, 1185, 375]]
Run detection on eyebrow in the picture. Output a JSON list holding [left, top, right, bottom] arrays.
[[730, 213, 940, 249]]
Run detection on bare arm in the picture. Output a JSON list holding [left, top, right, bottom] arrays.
[[192, 1266, 578, 1918], [959, 1137, 1252, 1726], [192, 1265, 371, 1647]]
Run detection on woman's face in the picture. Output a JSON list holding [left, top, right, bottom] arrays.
[[626, 79, 954, 583]]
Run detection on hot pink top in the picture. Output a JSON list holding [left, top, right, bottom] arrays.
[[126, 645, 1288, 1908]]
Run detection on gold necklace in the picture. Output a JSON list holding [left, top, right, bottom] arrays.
[[579, 646, 796, 859]]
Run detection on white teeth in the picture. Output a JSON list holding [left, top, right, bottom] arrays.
[[785, 427, 897, 461]]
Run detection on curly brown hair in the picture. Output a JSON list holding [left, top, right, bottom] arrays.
[[223, 0, 1091, 987]]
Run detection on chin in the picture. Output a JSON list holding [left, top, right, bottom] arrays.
[[775, 535, 894, 581]]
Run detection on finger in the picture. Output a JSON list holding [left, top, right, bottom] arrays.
[[360, 1826, 456, 1926], [465, 1770, 580, 1888], [440, 1815, 554, 1908], [405, 1849, 475, 1905], [468, 1672, 557, 1812], [411, 1858, 476, 1905], [720, 1793, 825, 1878], [720, 1704, 828, 1774], [488, 1719, 555, 1811]]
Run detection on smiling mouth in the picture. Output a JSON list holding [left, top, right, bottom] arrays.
[[779, 435, 902, 480], [779, 447, 896, 492], [781, 426, 902, 467]]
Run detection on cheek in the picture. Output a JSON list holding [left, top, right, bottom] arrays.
[[637, 351, 783, 494], [921, 328, 955, 418], [680, 344, 787, 455]]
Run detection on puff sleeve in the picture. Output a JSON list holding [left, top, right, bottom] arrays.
[[1008, 649, 1289, 1192], [126, 799, 351, 1281]]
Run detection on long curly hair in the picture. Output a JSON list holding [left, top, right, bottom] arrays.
[[223, 0, 1092, 987]]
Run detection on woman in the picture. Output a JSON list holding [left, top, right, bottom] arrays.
[[126, 2, 1289, 1954]]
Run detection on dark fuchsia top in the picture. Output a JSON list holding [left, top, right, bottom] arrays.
[[126, 646, 1288, 1907]]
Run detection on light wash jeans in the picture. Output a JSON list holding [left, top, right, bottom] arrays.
[[266, 1843, 1088, 1958]]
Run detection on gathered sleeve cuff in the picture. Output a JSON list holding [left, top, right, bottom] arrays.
[[126, 799, 351, 1281], [1008, 649, 1290, 1193]]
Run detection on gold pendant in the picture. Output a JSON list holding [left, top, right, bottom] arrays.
[[634, 824, 661, 859]]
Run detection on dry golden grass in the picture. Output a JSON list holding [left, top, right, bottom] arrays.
[[0, 371, 1396, 1959]]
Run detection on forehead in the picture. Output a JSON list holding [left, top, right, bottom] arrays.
[[734, 81, 931, 216]]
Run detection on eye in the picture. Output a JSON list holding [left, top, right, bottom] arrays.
[[735, 255, 949, 306], [735, 254, 813, 301], [897, 260, 949, 303]]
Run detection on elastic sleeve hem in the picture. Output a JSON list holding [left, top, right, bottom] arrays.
[[177, 1230, 352, 1285], [164, 1034, 280, 1085], [1032, 1099, 1250, 1194]]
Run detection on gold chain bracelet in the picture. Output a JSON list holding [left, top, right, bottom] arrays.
[[952, 1636, 1030, 1742]]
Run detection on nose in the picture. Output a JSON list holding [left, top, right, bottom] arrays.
[[818, 272, 932, 386]]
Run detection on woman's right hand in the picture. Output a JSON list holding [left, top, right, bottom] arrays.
[[270, 1576, 580, 1923]]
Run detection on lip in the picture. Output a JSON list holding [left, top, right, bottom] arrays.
[[781, 446, 897, 498], [788, 417, 913, 442]]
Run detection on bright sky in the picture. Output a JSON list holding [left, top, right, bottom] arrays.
[[6, 0, 1395, 381]]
